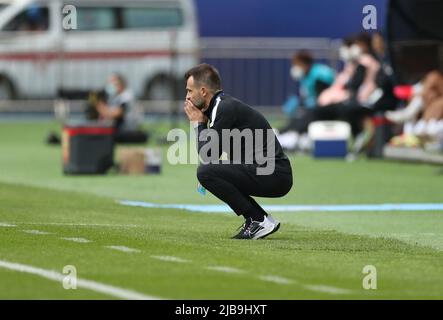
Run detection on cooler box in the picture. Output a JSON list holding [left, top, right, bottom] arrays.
[[308, 121, 351, 158], [62, 121, 115, 174]]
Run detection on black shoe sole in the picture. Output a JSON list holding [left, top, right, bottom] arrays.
[[257, 222, 281, 240]]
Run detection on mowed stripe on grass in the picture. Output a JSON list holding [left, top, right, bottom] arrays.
[[0, 180, 442, 299]]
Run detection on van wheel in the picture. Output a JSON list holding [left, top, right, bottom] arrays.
[[144, 75, 176, 100], [0, 76, 15, 100]]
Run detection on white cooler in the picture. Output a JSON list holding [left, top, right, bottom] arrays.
[[308, 121, 351, 158]]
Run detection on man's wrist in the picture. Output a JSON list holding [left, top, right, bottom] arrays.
[[191, 121, 206, 128]]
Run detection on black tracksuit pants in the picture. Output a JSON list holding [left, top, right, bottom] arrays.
[[197, 159, 293, 220]]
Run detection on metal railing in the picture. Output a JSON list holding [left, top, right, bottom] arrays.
[[200, 37, 341, 107], [0, 37, 342, 115]]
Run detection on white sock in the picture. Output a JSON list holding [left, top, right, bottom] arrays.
[[438, 121, 443, 139], [403, 122, 414, 135], [413, 119, 427, 136], [386, 96, 423, 124], [403, 96, 423, 119], [426, 119, 439, 136], [412, 82, 423, 95]]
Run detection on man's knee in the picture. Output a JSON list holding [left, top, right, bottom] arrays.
[[197, 164, 215, 186], [275, 173, 293, 197]]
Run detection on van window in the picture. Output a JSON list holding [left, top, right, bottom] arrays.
[[122, 7, 183, 29], [2, 5, 49, 31], [74, 7, 118, 31]]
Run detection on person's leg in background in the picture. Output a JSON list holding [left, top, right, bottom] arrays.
[[422, 71, 443, 107], [420, 96, 443, 138], [333, 104, 374, 156]]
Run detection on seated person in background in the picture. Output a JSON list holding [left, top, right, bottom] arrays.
[[387, 71, 443, 123], [315, 32, 394, 154], [391, 70, 443, 145], [279, 50, 335, 133], [279, 32, 396, 155], [317, 36, 357, 106], [420, 71, 443, 126], [96, 74, 147, 143], [278, 37, 357, 151]]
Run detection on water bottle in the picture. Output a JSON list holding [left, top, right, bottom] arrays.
[[197, 183, 206, 196]]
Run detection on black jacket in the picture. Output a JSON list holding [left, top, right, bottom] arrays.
[[195, 91, 290, 170]]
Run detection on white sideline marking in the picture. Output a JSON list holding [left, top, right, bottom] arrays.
[[23, 230, 51, 235], [304, 284, 351, 295], [106, 246, 141, 253], [61, 237, 92, 243], [0, 223, 16, 227], [21, 222, 139, 228], [206, 266, 245, 274], [0, 260, 161, 300], [258, 275, 294, 285], [151, 256, 189, 263]]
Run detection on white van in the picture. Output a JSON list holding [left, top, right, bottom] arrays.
[[0, 0, 199, 100]]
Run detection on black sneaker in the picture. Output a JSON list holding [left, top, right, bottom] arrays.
[[231, 218, 252, 239], [232, 216, 280, 240]]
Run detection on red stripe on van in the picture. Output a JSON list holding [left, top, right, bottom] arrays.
[[0, 50, 173, 61]]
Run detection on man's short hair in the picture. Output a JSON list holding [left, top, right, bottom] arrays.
[[293, 50, 313, 66], [184, 63, 222, 92]]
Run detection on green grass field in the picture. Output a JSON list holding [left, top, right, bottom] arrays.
[[0, 120, 442, 299]]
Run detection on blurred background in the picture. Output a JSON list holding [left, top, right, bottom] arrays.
[[1, 0, 443, 301], [0, 0, 442, 167]]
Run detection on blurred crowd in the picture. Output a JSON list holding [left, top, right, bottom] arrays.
[[276, 31, 443, 156]]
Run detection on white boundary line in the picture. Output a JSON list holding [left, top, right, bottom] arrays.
[[60, 237, 92, 243], [22, 230, 51, 235], [0, 260, 162, 300], [303, 284, 351, 295], [205, 266, 245, 274], [105, 246, 141, 253], [0, 223, 16, 227], [150, 256, 190, 263], [17, 222, 140, 228], [258, 275, 295, 285], [3, 222, 353, 296]]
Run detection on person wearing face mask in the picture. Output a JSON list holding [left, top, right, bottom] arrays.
[[316, 32, 398, 156], [279, 33, 395, 155], [96, 74, 145, 142], [314, 34, 381, 128], [96, 74, 133, 128], [278, 51, 335, 144], [317, 36, 357, 106], [287, 51, 335, 112]]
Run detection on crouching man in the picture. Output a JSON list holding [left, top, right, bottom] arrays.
[[183, 64, 293, 240]]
